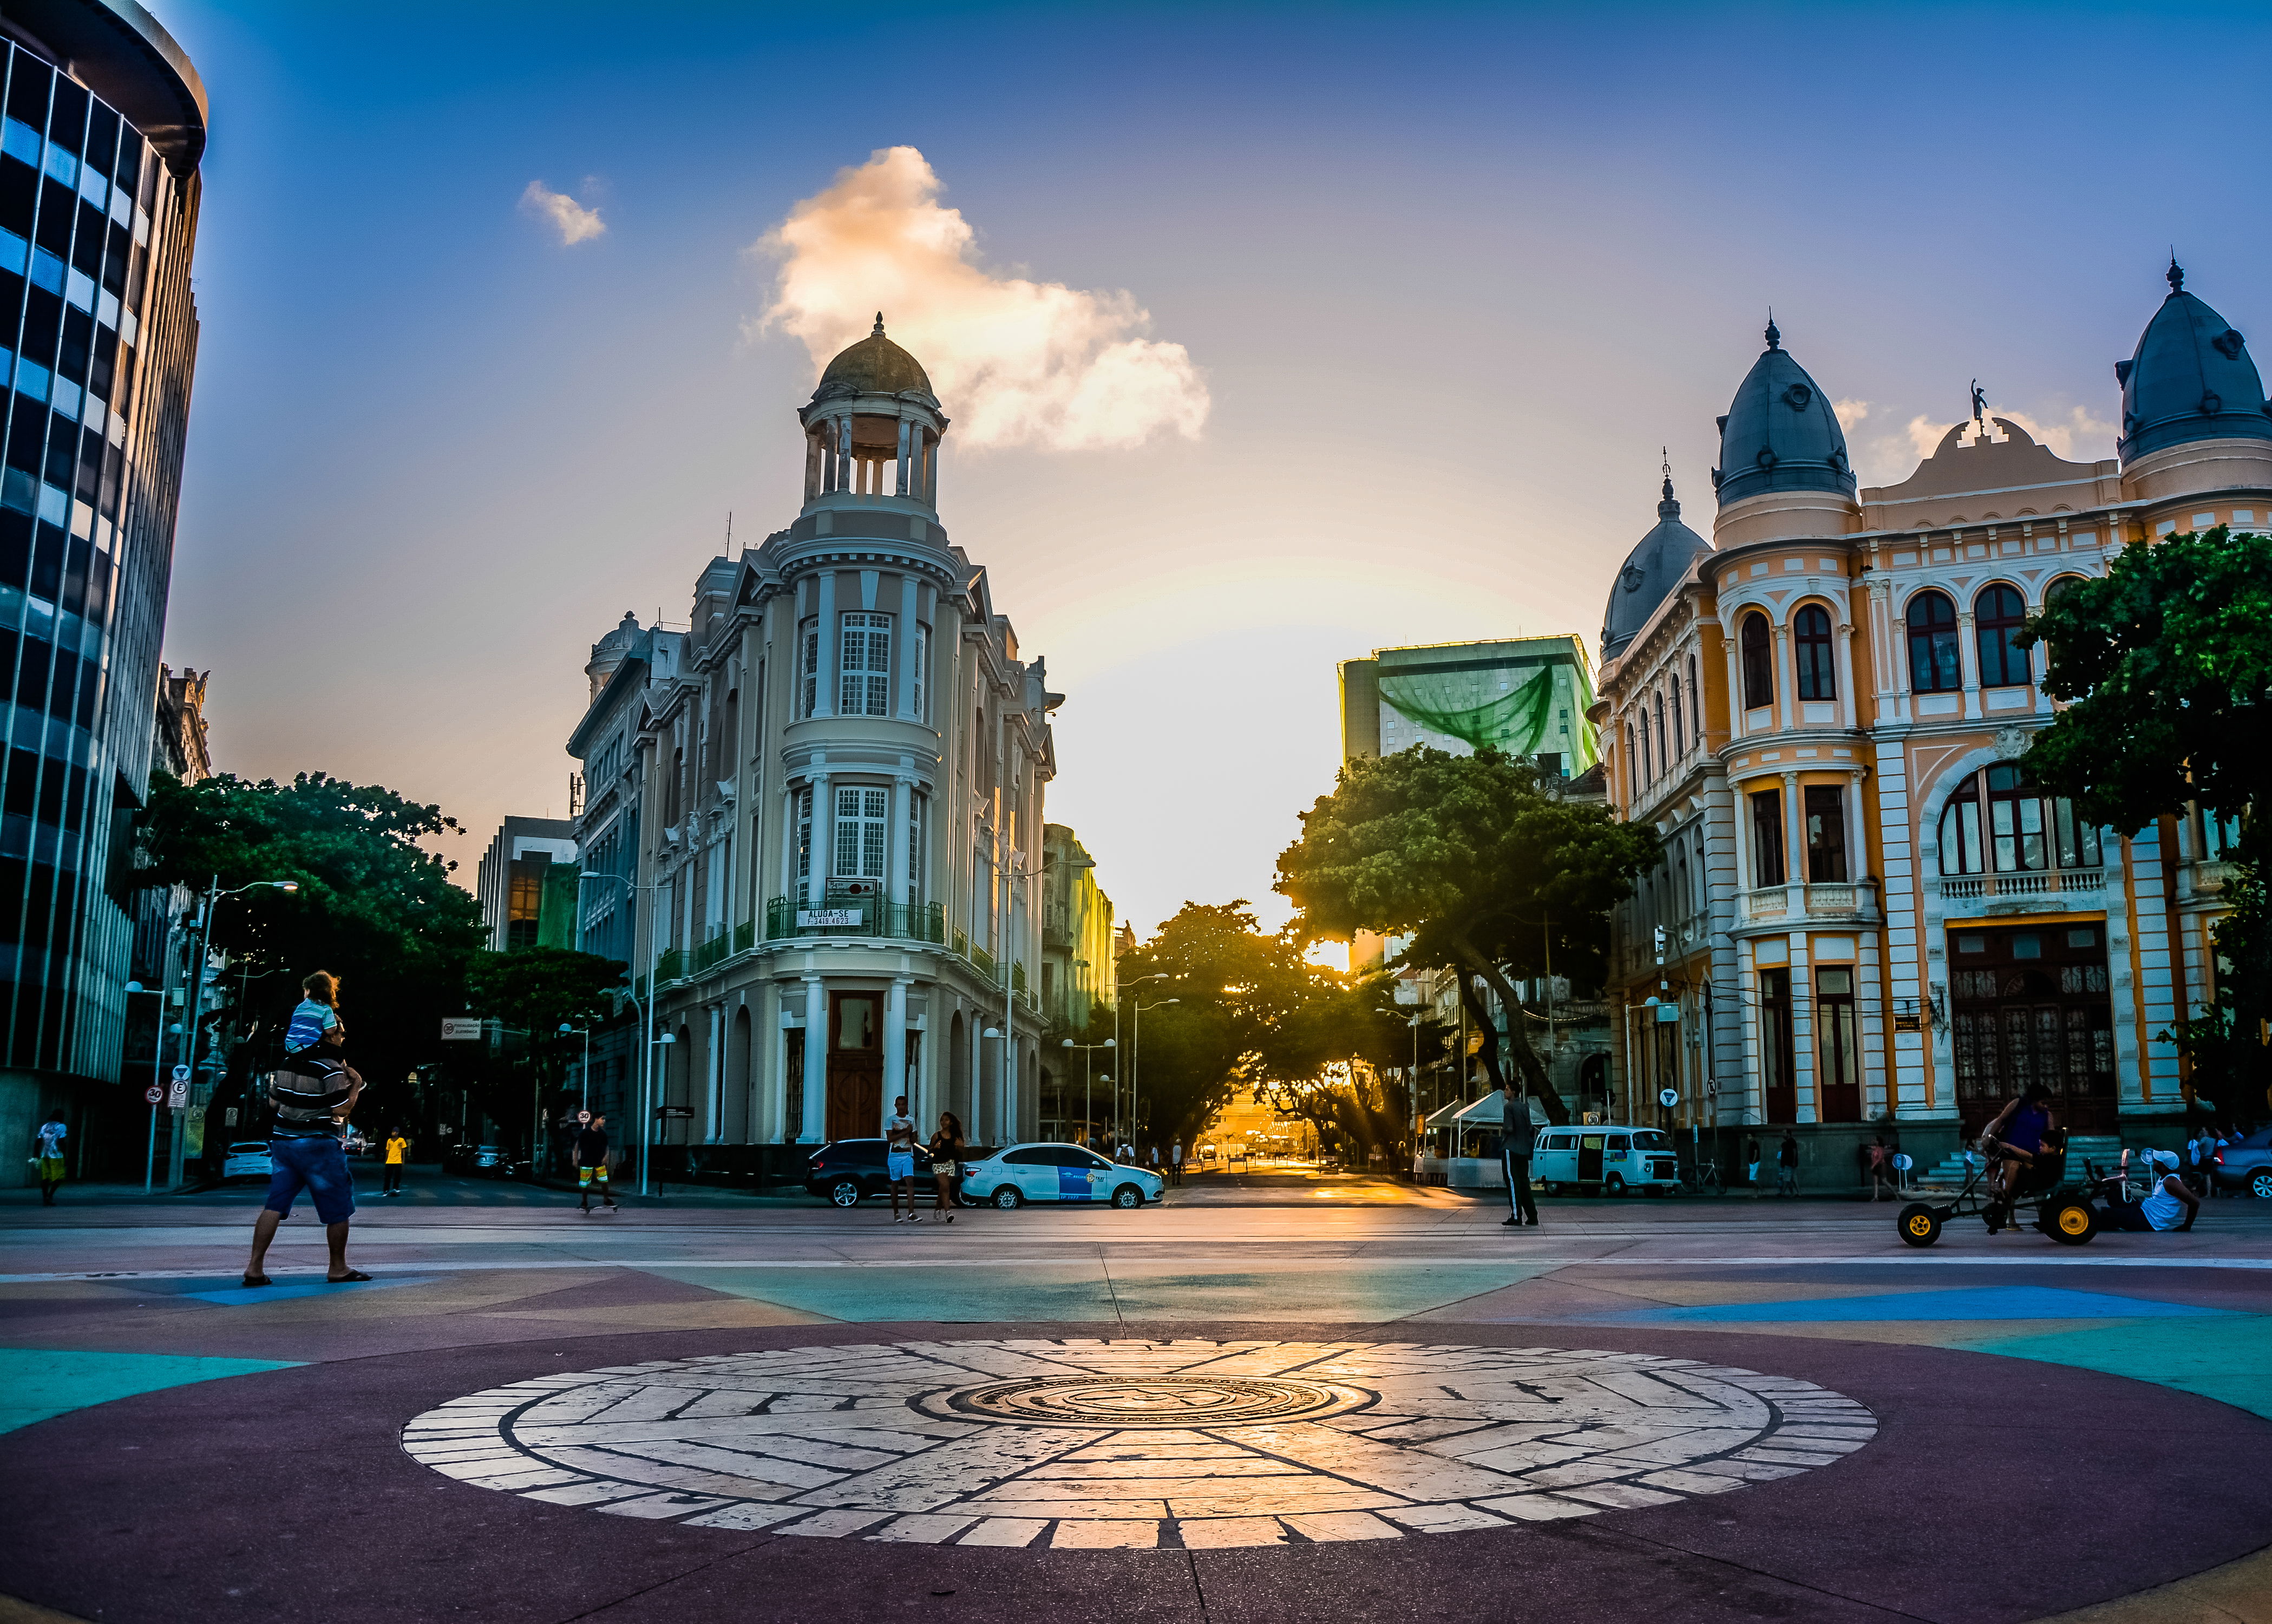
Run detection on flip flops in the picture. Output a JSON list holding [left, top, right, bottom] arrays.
[[327, 1269, 374, 1283]]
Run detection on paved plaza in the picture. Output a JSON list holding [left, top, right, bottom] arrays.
[[3, 1168, 2270, 1622]]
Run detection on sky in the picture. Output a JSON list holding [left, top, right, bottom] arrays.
[[148, 0, 2272, 939]]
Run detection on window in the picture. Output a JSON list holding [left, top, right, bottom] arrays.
[[911, 621, 929, 720], [834, 786, 887, 879], [1671, 675, 1684, 758], [1638, 711, 1652, 783], [1654, 691, 1667, 770], [1687, 653, 1700, 737], [1975, 584, 2029, 688], [839, 612, 891, 716], [1740, 613, 1773, 710], [1804, 784, 1848, 882], [1817, 967, 1861, 1122], [1793, 605, 1835, 700], [1760, 968, 1796, 1122], [798, 617, 820, 716], [2203, 806, 2242, 862], [1907, 591, 1960, 692], [795, 787, 813, 886], [1937, 765, 2100, 876], [1750, 789, 1786, 887], [907, 790, 927, 901]]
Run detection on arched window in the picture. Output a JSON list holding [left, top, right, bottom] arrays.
[[1687, 653, 1700, 737], [1654, 691, 1668, 774], [1740, 613, 1773, 710], [1638, 709, 1653, 783], [1671, 675, 1684, 758], [1793, 605, 1835, 700], [1907, 591, 1960, 692], [2045, 574, 2086, 606], [1975, 584, 2029, 687], [1937, 764, 2101, 876], [1625, 724, 1636, 793]]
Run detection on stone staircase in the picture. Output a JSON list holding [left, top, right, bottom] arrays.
[[1914, 1134, 2129, 1191]]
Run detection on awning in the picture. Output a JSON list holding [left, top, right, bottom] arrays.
[[1424, 1095, 1513, 1131]]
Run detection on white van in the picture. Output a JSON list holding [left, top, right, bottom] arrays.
[[1530, 1127, 1680, 1195]]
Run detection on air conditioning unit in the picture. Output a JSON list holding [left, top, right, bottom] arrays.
[[835, 880, 880, 897]]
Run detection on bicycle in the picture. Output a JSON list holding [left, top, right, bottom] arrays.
[[1678, 1159, 1725, 1197]]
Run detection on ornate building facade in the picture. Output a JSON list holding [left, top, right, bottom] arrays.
[[567, 320, 1059, 1162], [1595, 269, 2260, 1171]]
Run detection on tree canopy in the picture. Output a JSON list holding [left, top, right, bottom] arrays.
[[1275, 746, 1659, 1124], [2022, 526, 2272, 1101]]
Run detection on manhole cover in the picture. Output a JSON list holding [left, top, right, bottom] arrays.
[[402, 1338, 1876, 1550]]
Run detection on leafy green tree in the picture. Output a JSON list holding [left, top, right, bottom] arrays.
[[140, 771, 487, 1099], [2022, 526, 2272, 1106], [1275, 746, 1659, 1125], [463, 947, 630, 1157]]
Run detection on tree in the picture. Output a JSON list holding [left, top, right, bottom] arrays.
[[2022, 526, 2272, 1104], [1275, 746, 1659, 1125], [464, 947, 630, 1158], [139, 771, 487, 1106]]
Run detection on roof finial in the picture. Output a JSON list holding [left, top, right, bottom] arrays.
[[2166, 254, 2183, 294], [1970, 378, 1986, 433], [1764, 309, 1780, 350], [872, 311, 886, 337], [1660, 446, 1674, 503]]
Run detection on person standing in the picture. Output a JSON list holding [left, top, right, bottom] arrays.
[[1777, 1131, 1799, 1197], [1744, 1136, 1763, 1199], [1868, 1136, 1895, 1202], [573, 1115, 617, 1214], [1500, 1078, 1537, 1228], [928, 1112, 966, 1222], [34, 1111, 66, 1205], [1170, 1140, 1184, 1187], [381, 1129, 410, 1197], [245, 1019, 369, 1288], [885, 1096, 921, 1223]]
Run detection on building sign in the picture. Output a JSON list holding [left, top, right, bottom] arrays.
[[798, 909, 863, 928], [1893, 1013, 1922, 1032], [441, 1018, 486, 1041]]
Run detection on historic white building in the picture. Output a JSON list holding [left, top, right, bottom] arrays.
[[1593, 266, 2261, 1173], [567, 320, 1060, 1163]]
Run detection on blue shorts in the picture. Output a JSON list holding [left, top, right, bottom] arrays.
[[887, 1152, 915, 1182], [265, 1135, 356, 1225]]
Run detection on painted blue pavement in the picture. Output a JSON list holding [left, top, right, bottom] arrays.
[[1963, 1317, 2272, 1422], [0, 1348, 302, 1432], [1614, 1286, 2234, 1323], [173, 1274, 440, 1306]]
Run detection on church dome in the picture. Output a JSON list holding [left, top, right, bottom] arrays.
[[815, 315, 934, 400], [2116, 262, 2271, 462], [1712, 320, 1856, 509], [1602, 473, 1711, 660]]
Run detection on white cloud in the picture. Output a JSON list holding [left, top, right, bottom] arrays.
[[521, 180, 605, 246], [1832, 397, 1870, 429], [752, 146, 1209, 451]]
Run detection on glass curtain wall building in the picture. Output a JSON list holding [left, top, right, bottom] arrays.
[[0, 0, 206, 1171]]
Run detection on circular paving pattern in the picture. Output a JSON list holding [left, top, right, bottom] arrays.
[[401, 1339, 1877, 1550]]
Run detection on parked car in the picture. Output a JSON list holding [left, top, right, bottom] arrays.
[[445, 1142, 524, 1179], [2211, 1128, 2272, 1199], [807, 1138, 936, 1206], [341, 1130, 372, 1157], [959, 1142, 1163, 1209], [1530, 1127, 1681, 1195], [219, 1141, 273, 1182]]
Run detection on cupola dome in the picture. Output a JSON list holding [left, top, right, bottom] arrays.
[[2115, 261, 2271, 463], [1601, 470, 1711, 661], [1712, 320, 1856, 509], [815, 313, 934, 400]]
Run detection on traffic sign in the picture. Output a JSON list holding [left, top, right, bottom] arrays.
[[171, 1064, 191, 1083], [441, 1018, 484, 1041], [167, 1081, 190, 1109], [1658, 1088, 1680, 1109], [144, 1085, 163, 1105], [577, 1110, 592, 1124]]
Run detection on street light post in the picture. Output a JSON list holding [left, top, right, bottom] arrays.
[[125, 980, 165, 1192], [1115, 973, 1166, 1145], [575, 870, 661, 1194], [1060, 1037, 1115, 1147], [176, 877, 298, 1187], [1129, 997, 1178, 1149]]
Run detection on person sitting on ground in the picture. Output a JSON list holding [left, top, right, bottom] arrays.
[[2099, 1149, 2199, 1233]]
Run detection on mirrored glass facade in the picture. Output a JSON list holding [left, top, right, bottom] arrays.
[[0, 20, 201, 1111]]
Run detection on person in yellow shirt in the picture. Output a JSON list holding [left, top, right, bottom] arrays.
[[381, 1130, 410, 1197]]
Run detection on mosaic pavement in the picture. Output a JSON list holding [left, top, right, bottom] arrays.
[[400, 1337, 1877, 1549]]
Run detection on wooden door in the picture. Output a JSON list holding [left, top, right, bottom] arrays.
[[825, 991, 883, 1142]]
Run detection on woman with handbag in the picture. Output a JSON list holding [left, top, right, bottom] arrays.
[[928, 1112, 968, 1223]]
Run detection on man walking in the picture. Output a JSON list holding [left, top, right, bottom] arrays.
[[381, 1128, 409, 1196], [1777, 1131, 1800, 1197], [1744, 1136, 1763, 1199], [1500, 1077, 1537, 1228], [885, 1096, 922, 1223], [573, 1115, 617, 1214], [34, 1110, 66, 1204]]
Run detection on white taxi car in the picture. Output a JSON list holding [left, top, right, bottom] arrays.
[[959, 1143, 1163, 1209], [219, 1141, 273, 1182]]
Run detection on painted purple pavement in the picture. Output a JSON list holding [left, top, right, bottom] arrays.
[[4, 1319, 2267, 1624]]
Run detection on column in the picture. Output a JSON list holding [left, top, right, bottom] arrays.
[[1847, 770, 1868, 884], [922, 430, 938, 504], [1835, 620, 1857, 729], [885, 978, 911, 1119], [801, 976, 828, 1143], [805, 430, 822, 502], [808, 772, 832, 906], [1720, 624, 1747, 738], [1957, 606, 1982, 721], [1731, 770, 1755, 897], [1774, 624, 1796, 731], [898, 574, 922, 718], [706, 1004, 724, 1143], [889, 775, 913, 909], [814, 572, 837, 717], [836, 412, 853, 494], [895, 418, 911, 497], [1782, 770, 1805, 893]]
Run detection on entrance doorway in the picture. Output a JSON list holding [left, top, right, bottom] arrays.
[[826, 991, 883, 1141], [1949, 921, 2117, 1135]]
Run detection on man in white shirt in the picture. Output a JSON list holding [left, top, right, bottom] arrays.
[[2101, 1150, 2199, 1232], [885, 1097, 922, 1223]]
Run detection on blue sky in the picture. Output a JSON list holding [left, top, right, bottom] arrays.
[[152, 1, 2272, 933]]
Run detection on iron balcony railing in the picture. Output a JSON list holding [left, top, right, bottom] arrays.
[[765, 896, 948, 945]]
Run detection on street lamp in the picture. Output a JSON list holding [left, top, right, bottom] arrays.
[[177, 878, 298, 1186], [559, 1022, 593, 1110], [1115, 973, 1167, 1142], [1061, 1037, 1115, 1147], [1130, 998, 1177, 1147], [125, 981, 166, 1192]]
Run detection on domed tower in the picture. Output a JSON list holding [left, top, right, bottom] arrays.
[[1711, 319, 1861, 547], [1602, 467, 1711, 663], [2115, 261, 2272, 502], [798, 315, 949, 509], [585, 611, 643, 702]]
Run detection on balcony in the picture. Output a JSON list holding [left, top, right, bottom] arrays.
[[765, 896, 948, 945], [2183, 860, 2241, 901], [1741, 879, 1881, 925], [1932, 868, 2104, 903]]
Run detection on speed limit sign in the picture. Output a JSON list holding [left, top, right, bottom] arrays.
[[577, 1110, 592, 1124], [144, 1085, 163, 1105]]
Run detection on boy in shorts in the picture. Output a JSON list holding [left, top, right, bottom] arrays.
[[574, 1115, 617, 1213]]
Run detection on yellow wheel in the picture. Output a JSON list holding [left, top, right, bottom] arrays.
[[1897, 1202, 1942, 1247], [2049, 1200, 2098, 1245]]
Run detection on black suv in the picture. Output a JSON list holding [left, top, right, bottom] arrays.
[[808, 1138, 936, 1206]]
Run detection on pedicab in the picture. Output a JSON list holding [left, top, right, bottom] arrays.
[[1894, 1130, 2131, 1247]]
